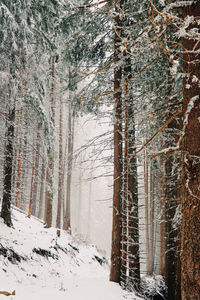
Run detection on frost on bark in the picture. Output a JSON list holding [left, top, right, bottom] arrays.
[[1, 108, 15, 227], [181, 3, 200, 299], [45, 53, 56, 228], [15, 107, 24, 208], [125, 59, 140, 292], [110, 0, 123, 283]]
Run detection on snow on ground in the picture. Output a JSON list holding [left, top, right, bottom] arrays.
[[0, 208, 141, 300]]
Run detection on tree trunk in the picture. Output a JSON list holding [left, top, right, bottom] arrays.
[[1, 108, 15, 227], [32, 125, 41, 216], [126, 59, 140, 292], [149, 165, 155, 275], [45, 51, 56, 228], [15, 107, 23, 208], [181, 4, 200, 299], [37, 160, 46, 220], [165, 154, 181, 300], [144, 149, 150, 275], [110, 0, 123, 283], [56, 99, 63, 229], [63, 102, 74, 231], [20, 128, 28, 211], [121, 97, 128, 288], [28, 156, 35, 218], [159, 158, 166, 276]]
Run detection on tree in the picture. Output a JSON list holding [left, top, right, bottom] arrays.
[[181, 2, 200, 299], [1, 106, 15, 227], [110, 0, 123, 283], [45, 51, 56, 228]]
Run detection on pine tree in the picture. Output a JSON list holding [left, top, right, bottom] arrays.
[[181, 2, 200, 299], [110, 0, 123, 284]]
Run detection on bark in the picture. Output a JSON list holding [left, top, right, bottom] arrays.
[[63, 103, 74, 231], [28, 156, 35, 218], [181, 4, 200, 299], [144, 149, 150, 275], [159, 158, 166, 276], [45, 153, 54, 227], [126, 62, 140, 291], [45, 51, 56, 228], [15, 107, 23, 208], [163, 66, 182, 299], [121, 97, 128, 287], [110, 0, 123, 283], [20, 128, 28, 211], [32, 125, 41, 216], [149, 166, 155, 275], [56, 99, 63, 229], [37, 161, 46, 220], [1, 108, 15, 227], [164, 156, 179, 300]]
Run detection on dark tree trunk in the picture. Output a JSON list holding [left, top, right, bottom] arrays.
[[125, 58, 140, 292], [164, 73, 182, 300], [110, 0, 123, 283], [1, 108, 15, 227], [181, 3, 200, 299], [45, 52, 56, 228], [165, 155, 180, 300], [121, 96, 128, 288], [15, 107, 23, 208]]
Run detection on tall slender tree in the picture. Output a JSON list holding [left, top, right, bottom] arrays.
[[1, 106, 15, 227], [110, 0, 123, 283]]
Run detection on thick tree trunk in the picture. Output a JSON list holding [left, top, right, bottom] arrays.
[[163, 66, 182, 299], [1, 108, 15, 227], [181, 4, 200, 299], [110, 0, 123, 283], [126, 62, 140, 291]]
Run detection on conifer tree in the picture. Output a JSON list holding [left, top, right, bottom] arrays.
[[181, 2, 200, 298]]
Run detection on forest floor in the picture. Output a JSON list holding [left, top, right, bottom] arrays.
[[0, 208, 141, 300]]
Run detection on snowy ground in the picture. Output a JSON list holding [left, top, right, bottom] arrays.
[[0, 208, 141, 300]]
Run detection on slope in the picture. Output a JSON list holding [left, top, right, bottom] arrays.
[[0, 207, 138, 300]]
